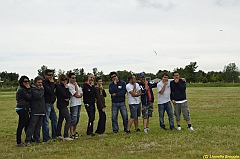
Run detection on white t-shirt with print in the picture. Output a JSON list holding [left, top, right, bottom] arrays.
[[68, 83, 82, 107], [126, 83, 141, 104]]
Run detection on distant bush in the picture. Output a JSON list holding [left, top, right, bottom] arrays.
[[187, 83, 240, 87], [0, 87, 17, 92]]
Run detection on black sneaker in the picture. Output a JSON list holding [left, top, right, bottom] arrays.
[[16, 143, 26, 147], [125, 130, 131, 134], [161, 127, 167, 130], [170, 127, 177, 130], [134, 128, 141, 132], [87, 133, 95, 136], [75, 132, 81, 138], [70, 135, 76, 139]]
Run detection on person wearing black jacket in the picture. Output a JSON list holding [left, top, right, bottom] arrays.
[[42, 69, 57, 142], [170, 71, 194, 131], [16, 76, 32, 146], [25, 76, 45, 145], [82, 74, 96, 136], [56, 74, 73, 141]]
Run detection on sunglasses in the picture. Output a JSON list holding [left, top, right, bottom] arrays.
[[71, 77, 76, 79], [62, 79, 67, 81], [111, 75, 117, 79], [23, 81, 29, 83], [47, 74, 53, 76]]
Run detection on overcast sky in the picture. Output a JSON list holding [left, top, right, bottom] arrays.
[[1, 0, 240, 78]]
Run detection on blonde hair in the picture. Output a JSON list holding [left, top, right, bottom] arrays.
[[57, 74, 67, 84]]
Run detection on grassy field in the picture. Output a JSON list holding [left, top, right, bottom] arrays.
[[0, 87, 240, 159]]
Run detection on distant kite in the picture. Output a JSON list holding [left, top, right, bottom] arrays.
[[153, 50, 157, 55], [220, 30, 222, 31]]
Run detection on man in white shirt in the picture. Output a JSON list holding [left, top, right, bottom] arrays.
[[68, 73, 83, 138], [125, 74, 142, 133], [157, 73, 176, 130]]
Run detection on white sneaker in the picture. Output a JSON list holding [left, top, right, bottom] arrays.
[[177, 127, 181, 131], [188, 127, 194, 131], [64, 137, 74, 141], [144, 128, 148, 133], [57, 136, 64, 140]]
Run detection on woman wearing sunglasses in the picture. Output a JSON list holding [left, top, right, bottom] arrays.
[[16, 75, 32, 146], [55, 74, 73, 141]]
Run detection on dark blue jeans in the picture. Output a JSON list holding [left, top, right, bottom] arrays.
[[158, 101, 174, 128], [112, 102, 128, 133], [42, 103, 57, 141]]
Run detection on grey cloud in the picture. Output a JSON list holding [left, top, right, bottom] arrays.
[[136, 0, 176, 10], [215, 0, 240, 7]]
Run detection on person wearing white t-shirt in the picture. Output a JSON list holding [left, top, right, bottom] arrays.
[[68, 73, 83, 138], [125, 74, 142, 133], [157, 73, 176, 130]]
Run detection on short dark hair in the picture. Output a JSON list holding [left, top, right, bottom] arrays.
[[19, 75, 30, 87], [109, 71, 118, 78], [34, 76, 43, 83], [96, 77, 102, 82], [44, 69, 53, 75], [128, 74, 133, 82], [172, 71, 179, 76], [161, 73, 169, 78], [68, 72, 75, 78]]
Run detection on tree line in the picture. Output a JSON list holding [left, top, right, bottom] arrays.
[[0, 62, 239, 87]]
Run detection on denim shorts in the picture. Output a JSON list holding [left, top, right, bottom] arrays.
[[129, 104, 140, 119], [70, 105, 81, 126], [142, 102, 153, 119]]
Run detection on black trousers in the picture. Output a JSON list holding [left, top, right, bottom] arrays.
[[85, 103, 95, 135], [95, 109, 106, 134], [56, 107, 71, 138], [25, 115, 43, 143], [16, 109, 30, 144]]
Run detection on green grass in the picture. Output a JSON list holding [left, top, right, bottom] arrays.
[[0, 87, 240, 159]]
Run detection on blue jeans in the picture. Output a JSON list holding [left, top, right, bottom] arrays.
[[70, 105, 81, 126], [42, 103, 57, 141], [129, 104, 140, 119], [158, 101, 174, 128], [112, 102, 128, 133]]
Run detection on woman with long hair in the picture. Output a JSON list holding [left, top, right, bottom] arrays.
[[56, 74, 73, 141]]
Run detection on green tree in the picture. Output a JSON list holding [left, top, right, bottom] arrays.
[[37, 65, 48, 77], [184, 62, 198, 83], [222, 63, 239, 83], [117, 70, 131, 82], [195, 70, 206, 83]]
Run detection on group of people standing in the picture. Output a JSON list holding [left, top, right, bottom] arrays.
[[15, 69, 194, 147]]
